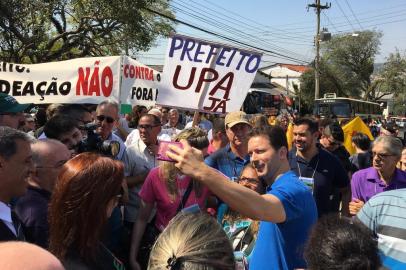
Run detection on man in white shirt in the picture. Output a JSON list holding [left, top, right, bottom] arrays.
[[0, 127, 34, 241], [122, 114, 161, 228]]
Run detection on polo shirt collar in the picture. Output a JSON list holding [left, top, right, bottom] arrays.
[[0, 202, 12, 223], [365, 167, 404, 187], [226, 144, 249, 161]]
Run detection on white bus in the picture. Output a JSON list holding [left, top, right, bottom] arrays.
[[313, 93, 382, 120]]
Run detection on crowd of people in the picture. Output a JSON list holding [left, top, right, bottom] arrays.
[[0, 91, 405, 270]]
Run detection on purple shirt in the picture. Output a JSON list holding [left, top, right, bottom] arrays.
[[351, 167, 406, 202]]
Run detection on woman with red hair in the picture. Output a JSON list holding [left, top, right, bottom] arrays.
[[48, 152, 125, 270]]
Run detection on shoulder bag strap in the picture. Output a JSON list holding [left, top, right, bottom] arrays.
[[176, 179, 194, 213]]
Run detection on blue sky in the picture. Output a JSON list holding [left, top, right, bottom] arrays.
[[137, 0, 406, 67]]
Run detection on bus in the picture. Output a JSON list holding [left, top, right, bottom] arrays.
[[313, 93, 382, 120]]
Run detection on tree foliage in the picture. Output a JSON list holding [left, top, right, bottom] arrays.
[[0, 0, 175, 63], [379, 49, 406, 115], [299, 30, 382, 109]]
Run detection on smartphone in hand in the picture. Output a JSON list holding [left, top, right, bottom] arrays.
[[156, 141, 183, 162]]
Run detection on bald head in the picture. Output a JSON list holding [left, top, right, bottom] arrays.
[[0, 242, 64, 270], [30, 139, 71, 192], [31, 139, 70, 167]]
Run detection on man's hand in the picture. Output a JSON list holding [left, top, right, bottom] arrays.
[[349, 198, 365, 215], [166, 139, 205, 178]]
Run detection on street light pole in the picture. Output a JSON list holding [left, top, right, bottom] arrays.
[[315, 0, 321, 99]]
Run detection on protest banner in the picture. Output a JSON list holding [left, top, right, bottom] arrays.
[[157, 34, 262, 113], [342, 116, 374, 155], [0, 56, 121, 104], [120, 56, 161, 109]]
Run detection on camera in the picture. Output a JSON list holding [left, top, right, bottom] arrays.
[[77, 123, 120, 158]]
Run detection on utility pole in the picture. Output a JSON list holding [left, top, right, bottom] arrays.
[[308, 0, 330, 99]]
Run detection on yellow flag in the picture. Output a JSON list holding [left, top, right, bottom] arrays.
[[286, 122, 294, 150], [342, 117, 374, 155]]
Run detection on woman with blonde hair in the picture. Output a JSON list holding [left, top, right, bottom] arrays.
[[130, 127, 214, 270], [148, 212, 235, 270]]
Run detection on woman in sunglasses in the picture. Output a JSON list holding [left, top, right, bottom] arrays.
[[48, 152, 126, 270]]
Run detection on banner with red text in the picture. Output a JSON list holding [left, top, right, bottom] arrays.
[[0, 56, 121, 104], [157, 34, 262, 113], [120, 56, 161, 108]]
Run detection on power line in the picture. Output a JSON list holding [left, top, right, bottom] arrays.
[[344, 0, 363, 30], [143, 7, 310, 64], [171, 0, 313, 57]]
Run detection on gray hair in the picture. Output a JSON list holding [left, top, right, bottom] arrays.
[[96, 99, 119, 115], [0, 127, 34, 160], [373, 136, 403, 157], [148, 212, 235, 270]]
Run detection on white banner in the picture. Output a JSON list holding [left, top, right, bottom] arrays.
[[0, 56, 121, 104], [120, 56, 161, 108], [157, 34, 262, 113]]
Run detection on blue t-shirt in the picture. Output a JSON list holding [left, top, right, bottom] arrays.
[[250, 171, 318, 270], [205, 144, 249, 180]]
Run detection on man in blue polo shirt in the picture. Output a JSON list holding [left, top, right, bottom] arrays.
[[288, 118, 349, 217], [167, 125, 318, 270], [205, 111, 251, 180]]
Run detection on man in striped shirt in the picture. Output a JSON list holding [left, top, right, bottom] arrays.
[[356, 188, 406, 270]]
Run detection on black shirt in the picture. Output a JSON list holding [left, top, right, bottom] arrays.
[[288, 147, 349, 217]]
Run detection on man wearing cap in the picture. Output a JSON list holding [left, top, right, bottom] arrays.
[[205, 111, 252, 180], [0, 93, 30, 129], [288, 118, 349, 218]]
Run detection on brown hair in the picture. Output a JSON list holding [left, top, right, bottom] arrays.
[[48, 153, 123, 261]]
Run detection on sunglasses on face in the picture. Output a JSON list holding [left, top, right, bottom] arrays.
[[96, 115, 115, 124]]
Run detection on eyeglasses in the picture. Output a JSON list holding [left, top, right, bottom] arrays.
[[137, 124, 160, 130], [238, 177, 259, 184], [372, 152, 396, 160], [96, 115, 115, 124]]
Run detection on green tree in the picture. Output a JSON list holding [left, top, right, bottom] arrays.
[[378, 49, 406, 115], [0, 0, 174, 63], [299, 30, 382, 109]]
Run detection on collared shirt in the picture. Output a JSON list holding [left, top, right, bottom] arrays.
[[356, 188, 406, 270], [125, 129, 171, 147], [351, 167, 406, 202], [0, 201, 16, 236], [288, 147, 349, 217], [122, 137, 157, 222], [107, 132, 126, 161], [205, 144, 250, 180]]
